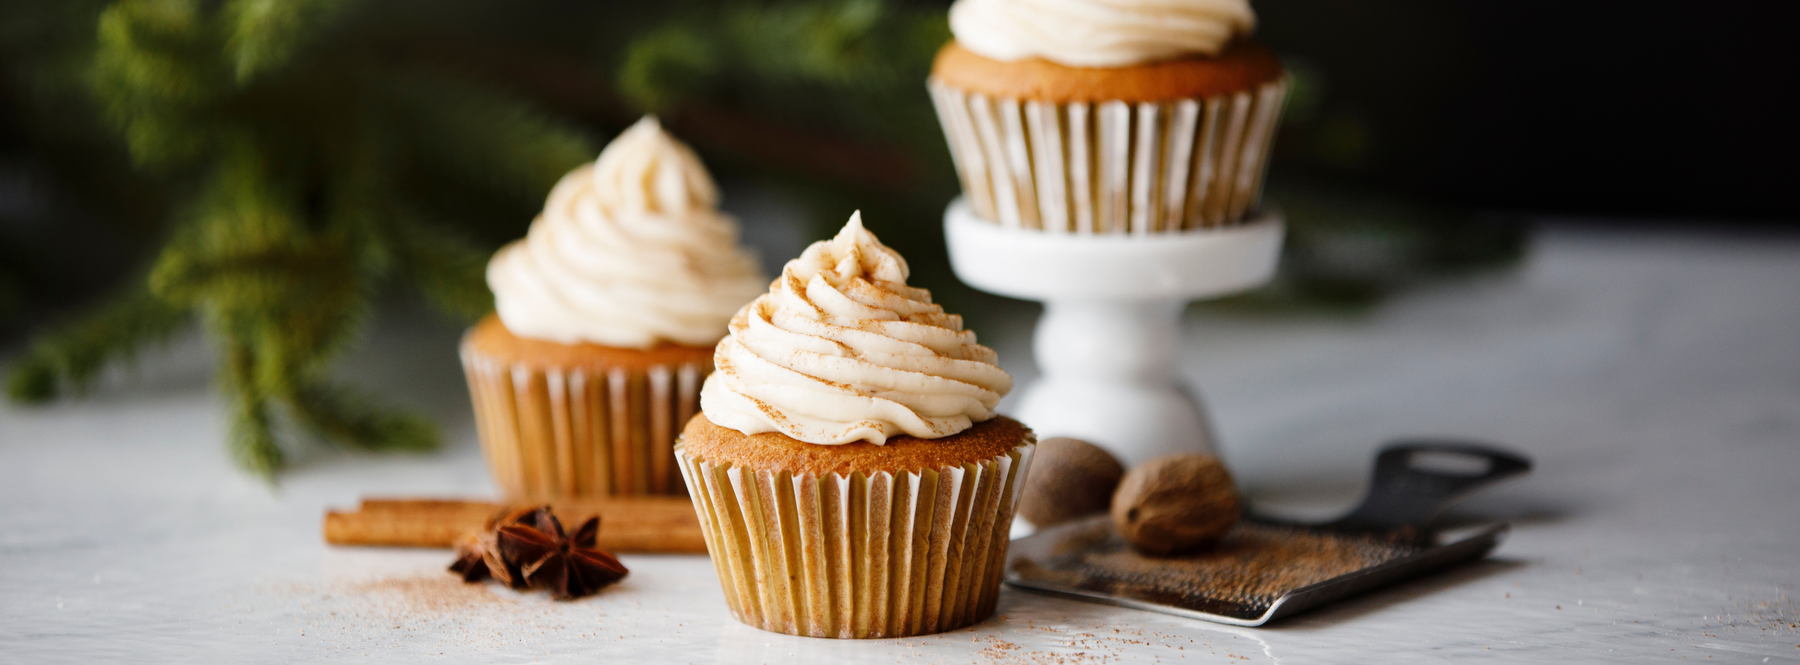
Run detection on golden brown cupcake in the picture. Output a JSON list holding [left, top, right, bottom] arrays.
[[462, 117, 766, 499], [675, 213, 1034, 638], [930, 0, 1289, 234]]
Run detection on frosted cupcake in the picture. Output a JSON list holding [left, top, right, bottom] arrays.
[[463, 117, 767, 499], [675, 213, 1035, 638], [930, 0, 1287, 234]]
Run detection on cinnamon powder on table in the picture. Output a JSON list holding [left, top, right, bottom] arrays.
[[347, 575, 511, 616]]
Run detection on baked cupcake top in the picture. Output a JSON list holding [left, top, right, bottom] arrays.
[[949, 0, 1256, 68], [486, 116, 767, 349], [700, 213, 1013, 445], [680, 414, 1030, 476]]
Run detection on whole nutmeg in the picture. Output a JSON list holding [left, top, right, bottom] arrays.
[[1111, 453, 1242, 555], [1018, 438, 1125, 527]]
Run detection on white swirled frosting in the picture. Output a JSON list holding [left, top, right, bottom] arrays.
[[701, 213, 1013, 445], [949, 0, 1256, 68], [487, 116, 767, 349]]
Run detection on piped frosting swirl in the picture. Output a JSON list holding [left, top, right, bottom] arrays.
[[487, 117, 767, 348], [949, 0, 1256, 68], [700, 212, 1013, 445]]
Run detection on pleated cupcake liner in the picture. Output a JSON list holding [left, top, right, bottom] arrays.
[[461, 337, 706, 499], [930, 77, 1288, 234], [676, 436, 1037, 638]]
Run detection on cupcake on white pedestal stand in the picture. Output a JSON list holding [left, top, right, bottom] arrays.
[[944, 199, 1283, 467], [926, 0, 1290, 466]]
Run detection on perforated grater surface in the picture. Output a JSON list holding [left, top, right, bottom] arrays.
[[1004, 442, 1530, 626]]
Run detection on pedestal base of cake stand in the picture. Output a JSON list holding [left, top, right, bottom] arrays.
[[943, 198, 1284, 467]]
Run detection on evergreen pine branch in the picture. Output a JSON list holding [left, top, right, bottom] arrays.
[[5, 288, 190, 403], [288, 381, 439, 453], [616, 1, 948, 143], [724, 0, 885, 87], [617, 24, 719, 113], [223, 0, 350, 84], [154, 141, 374, 408], [221, 337, 284, 481], [90, 0, 227, 168], [246, 261, 367, 395], [383, 208, 494, 323], [92, 0, 218, 106], [151, 139, 342, 316], [375, 69, 596, 205], [324, 123, 400, 276], [723, 1, 947, 130]]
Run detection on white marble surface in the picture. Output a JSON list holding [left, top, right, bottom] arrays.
[[3, 225, 1798, 663]]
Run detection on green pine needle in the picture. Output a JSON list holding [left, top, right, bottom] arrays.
[[224, 0, 349, 84], [616, 1, 947, 142], [4, 289, 189, 403], [383, 210, 494, 323], [4, 357, 57, 403], [726, 0, 884, 86], [222, 339, 284, 482], [91, 0, 223, 168], [290, 382, 440, 453], [618, 25, 718, 113], [230, 396, 285, 482], [375, 71, 596, 205]]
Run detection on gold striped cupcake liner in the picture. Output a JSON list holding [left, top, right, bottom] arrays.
[[676, 436, 1036, 638], [929, 78, 1288, 234], [461, 338, 706, 499]]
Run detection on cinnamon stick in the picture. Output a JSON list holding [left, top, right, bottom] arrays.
[[323, 496, 707, 553]]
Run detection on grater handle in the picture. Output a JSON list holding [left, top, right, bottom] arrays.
[[1327, 440, 1532, 532]]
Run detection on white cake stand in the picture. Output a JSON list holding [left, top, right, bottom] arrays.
[[943, 198, 1284, 467]]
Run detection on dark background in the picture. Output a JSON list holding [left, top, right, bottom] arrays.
[[1256, 1, 1796, 222]]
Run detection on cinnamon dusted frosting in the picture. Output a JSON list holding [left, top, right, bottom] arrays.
[[948, 0, 1256, 68], [486, 116, 766, 349], [700, 212, 1013, 445]]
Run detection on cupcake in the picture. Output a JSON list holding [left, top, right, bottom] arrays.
[[929, 0, 1287, 234], [463, 117, 767, 499], [675, 213, 1034, 638]]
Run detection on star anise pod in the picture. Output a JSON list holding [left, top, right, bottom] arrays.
[[447, 506, 627, 600], [449, 532, 494, 582], [450, 531, 536, 589], [449, 507, 537, 589], [498, 508, 629, 600]]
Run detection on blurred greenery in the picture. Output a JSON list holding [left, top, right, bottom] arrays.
[[0, 0, 1526, 480]]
